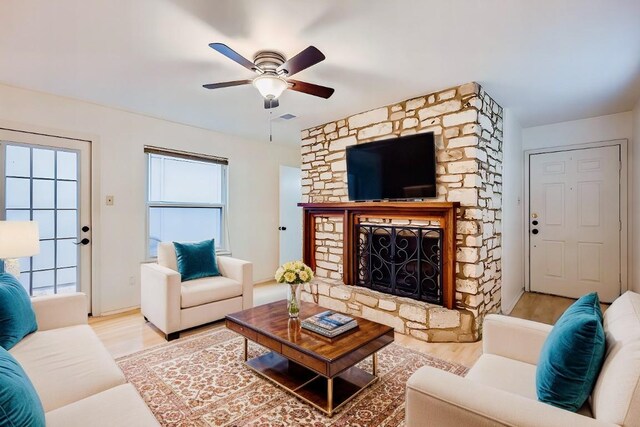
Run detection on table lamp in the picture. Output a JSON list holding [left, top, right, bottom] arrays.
[[0, 221, 40, 277]]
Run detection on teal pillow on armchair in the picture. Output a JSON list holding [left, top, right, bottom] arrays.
[[173, 239, 221, 282], [536, 292, 605, 411], [0, 273, 38, 350]]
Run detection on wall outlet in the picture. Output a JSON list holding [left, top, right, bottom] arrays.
[[338, 264, 343, 274], [106, 195, 114, 206]]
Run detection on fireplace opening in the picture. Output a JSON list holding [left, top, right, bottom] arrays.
[[355, 224, 443, 305]]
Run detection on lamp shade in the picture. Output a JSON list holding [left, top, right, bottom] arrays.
[[252, 75, 288, 99], [0, 221, 40, 258]]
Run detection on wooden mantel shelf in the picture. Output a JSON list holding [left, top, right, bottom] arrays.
[[298, 201, 460, 210], [299, 201, 459, 309]]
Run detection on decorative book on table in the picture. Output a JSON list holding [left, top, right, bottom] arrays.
[[301, 310, 358, 338]]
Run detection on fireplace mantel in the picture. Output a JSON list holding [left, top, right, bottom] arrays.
[[298, 201, 460, 309]]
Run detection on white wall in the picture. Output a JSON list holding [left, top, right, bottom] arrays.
[[633, 99, 640, 293], [501, 109, 524, 313], [523, 112, 632, 150], [0, 84, 301, 314]]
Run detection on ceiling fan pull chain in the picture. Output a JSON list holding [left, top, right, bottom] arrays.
[[269, 110, 273, 143]]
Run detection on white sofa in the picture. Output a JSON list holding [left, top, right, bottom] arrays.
[[9, 293, 159, 427], [141, 242, 253, 340], [406, 291, 640, 427]]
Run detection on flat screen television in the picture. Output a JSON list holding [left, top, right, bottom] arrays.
[[346, 132, 436, 201]]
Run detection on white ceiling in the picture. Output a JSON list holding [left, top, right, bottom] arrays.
[[0, 0, 639, 145]]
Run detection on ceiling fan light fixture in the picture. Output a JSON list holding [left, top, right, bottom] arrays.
[[252, 74, 288, 99]]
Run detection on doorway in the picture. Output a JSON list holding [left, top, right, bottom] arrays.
[[0, 129, 91, 310], [527, 143, 624, 303], [278, 165, 302, 265]]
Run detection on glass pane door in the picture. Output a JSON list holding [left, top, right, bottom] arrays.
[[3, 144, 79, 296]]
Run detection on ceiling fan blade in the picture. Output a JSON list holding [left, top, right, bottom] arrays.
[[264, 98, 279, 109], [288, 79, 335, 99], [209, 43, 258, 72], [277, 46, 325, 76], [202, 79, 252, 89]]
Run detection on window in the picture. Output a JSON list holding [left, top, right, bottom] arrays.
[[145, 147, 228, 258]]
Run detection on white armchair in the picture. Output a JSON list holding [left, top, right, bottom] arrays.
[[406, 291, 640, 427], [141, 242, 253, 341]]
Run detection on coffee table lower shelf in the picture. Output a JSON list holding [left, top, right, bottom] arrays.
[[245, 351, 377, 417]]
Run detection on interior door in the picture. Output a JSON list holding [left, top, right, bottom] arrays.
[[0, 129, 91, 311], [279, 165, 302, 265], [529, 146, 620, 302]]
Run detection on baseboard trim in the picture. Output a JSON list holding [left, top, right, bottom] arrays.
[[501, 289, 525, 315]]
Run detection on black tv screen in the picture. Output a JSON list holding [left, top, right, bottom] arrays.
[[346, 132, 436, 201]]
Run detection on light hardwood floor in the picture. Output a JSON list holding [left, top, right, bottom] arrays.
[[89, 285, 579, 367]]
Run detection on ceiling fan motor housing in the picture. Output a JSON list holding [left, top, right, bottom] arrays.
[[253, 51, 287, 75]]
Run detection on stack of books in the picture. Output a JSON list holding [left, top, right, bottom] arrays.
[[301, 310, 358, 338]]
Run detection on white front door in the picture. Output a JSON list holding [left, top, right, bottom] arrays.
[[279, 165, 302, 265], [0, 129, 91, 311], [529, 145, 620, 302]]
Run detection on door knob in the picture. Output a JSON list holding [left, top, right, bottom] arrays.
[[74, 238, 90, 245], [278, 226, 287, 231], [532, 229, 539, 235], [82, 226, 90, 232]]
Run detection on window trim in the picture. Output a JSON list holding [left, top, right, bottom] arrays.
[[144, 150, 230, 260]]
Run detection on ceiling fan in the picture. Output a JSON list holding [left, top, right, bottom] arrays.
[[203, 43, 335, 109]]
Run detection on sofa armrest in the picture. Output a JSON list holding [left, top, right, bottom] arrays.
[[406, 366, 615, 427], [217, 256, 253, 309], [140, 263, 182, 335], [31, 293, 88, 331], [483, 314, 552, 365]]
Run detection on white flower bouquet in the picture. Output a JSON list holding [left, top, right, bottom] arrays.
[[275, 261, 314, 318], [275, 260, 314, 285]]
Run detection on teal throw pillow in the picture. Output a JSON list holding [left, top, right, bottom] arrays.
[[0, 273, 38, 350], [0, 347, 45, 427], [173, 239, 221, 282], [536, 292, 605, 411]]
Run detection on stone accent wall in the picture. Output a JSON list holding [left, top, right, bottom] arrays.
[[300, 82, 504, 341]]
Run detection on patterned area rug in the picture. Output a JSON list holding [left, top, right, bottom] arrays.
[[117, 328, 468, 426]]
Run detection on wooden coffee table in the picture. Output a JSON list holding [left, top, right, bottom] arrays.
[[225, 300, 394, 416]]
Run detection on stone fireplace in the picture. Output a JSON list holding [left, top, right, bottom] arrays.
[[299, 82, 503, 342]]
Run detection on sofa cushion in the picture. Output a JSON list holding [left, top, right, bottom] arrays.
[[45, 384, 159, 427], [0, 347, 45, 426], [0, 273, 38, 350], [468, 354, 538, 400], [536, 292, 606, 412], [9, 325, 126, 412], [468, 354, 594, 417], [174, 239, 220, 282], [591, 291, 640, 425], [181, 276, 242, 309]]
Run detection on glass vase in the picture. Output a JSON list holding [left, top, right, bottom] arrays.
[[287, 283, 301, 318]]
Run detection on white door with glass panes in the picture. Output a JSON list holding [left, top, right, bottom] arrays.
[[529, 146, 620, 302], [0, 129, 91, 311], [145, 148, 228, 258]]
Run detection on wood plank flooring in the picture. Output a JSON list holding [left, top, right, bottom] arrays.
[[89, 285, 580, 367]]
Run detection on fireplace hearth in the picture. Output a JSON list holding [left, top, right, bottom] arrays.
[[356, 224, 442, 305]]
